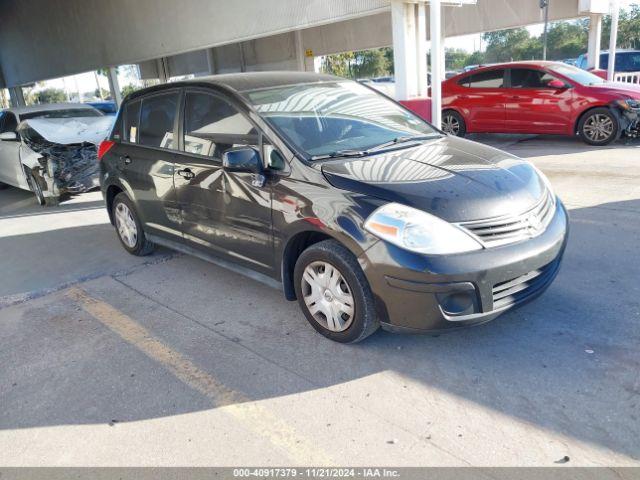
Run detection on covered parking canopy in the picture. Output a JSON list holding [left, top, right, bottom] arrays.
[[0, 0, 621, 125]]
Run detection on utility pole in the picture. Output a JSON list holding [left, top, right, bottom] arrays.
[[541, 0, 550, 60]]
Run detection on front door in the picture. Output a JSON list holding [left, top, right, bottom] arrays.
[[0, 112, 26, 188], [505, 68, 573, 134], [174, 89, 274, 274], [112, 91, 182, 240]]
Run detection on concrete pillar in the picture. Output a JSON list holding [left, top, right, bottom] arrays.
[[106, 67, 122, 106], [430, 0, 442, 128], [294, 30, 306, 71], [587, 14, 602, 70], [207, 48, 217, 75], [9, 86, 25, 107], [416, 3, 428, 97], [607, 0, 619, 81], [156, 58, 169, 83], [391, 0, 418, 100]]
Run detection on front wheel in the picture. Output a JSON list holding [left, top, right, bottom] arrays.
[[27, 171, 46, 206], [112, 192, 155, 256], [293, 240, 379, 343], [442, 110, 466, 137], [578, 108, 620, 146]]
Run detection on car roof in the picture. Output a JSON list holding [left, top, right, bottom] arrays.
[[3, 102, 99, 116], [126, 71, 342, 101]]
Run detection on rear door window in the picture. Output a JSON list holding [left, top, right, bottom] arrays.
[[182, 91, 258, 159], [459, 69, 505, 88], [139, 92, 179, 149], [123, 100, 141, 143]]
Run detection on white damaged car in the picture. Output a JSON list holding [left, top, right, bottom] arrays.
[[0, 103, 114, 205]]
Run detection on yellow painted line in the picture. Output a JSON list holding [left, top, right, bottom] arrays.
[[67, 286, 333, 465]]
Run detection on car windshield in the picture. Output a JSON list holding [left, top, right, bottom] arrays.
[[20, 108, 103, 120], [550, 63, 606, 85], [244, 81, 438, 158]]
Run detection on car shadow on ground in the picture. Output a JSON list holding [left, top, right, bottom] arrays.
[[0, 198, 638, 460], [466, 133, 640, 158]]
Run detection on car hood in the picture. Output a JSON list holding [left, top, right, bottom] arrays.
[[585, 82, 640, 99], [321, 136, 547, 222]]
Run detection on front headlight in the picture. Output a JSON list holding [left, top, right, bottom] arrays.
[[614, 99, 640, 111], [364, 203, 482, 255], [532, 164, 555, 201]]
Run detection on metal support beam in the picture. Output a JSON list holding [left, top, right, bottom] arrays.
[[107, 66, 122, 106], [9, 86, 25, 107], [607, 0, 619, 81], [430, 0, 442, 128], [587, 13, 602, 70]]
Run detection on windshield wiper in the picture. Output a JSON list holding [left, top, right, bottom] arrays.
[[310, 149, 367, 161], [364, 134, 439, 153]]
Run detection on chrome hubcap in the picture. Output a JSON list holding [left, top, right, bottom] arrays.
[[583, 114, 614, 142], [114, 202, 138, 248], [301, 261, 354, 332], [442, 115, 460, 135]]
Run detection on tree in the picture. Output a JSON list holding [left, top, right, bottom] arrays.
[[32, 88, 67, 104], [321, 48, 392, 79], [120, 84, 140, 99], [483, 28, 537, 63], [601, 5, 640, 49]]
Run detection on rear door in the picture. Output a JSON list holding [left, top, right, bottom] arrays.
[[112, 91, 182, 240], [456, 68, 507, 132], [174, 89, 274, 273], [505, 68, 573, 134]]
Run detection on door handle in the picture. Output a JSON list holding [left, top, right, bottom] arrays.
[[119, 155, 131, 165], [510, 95, 521, 100], [177, 168, 195, 180]]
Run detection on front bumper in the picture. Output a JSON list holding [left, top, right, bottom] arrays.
[[358, 200, 569, 333]]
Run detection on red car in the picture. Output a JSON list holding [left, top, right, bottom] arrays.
[[441, 61, 640, 145]]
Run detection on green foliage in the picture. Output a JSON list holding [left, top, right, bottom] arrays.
[[120, 84, 140, 99], [31, 88, 67, 104], [321, 48, 390, 79], [601, 5, 640, 49]]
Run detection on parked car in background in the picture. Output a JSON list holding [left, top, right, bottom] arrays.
[[441, 61, 640, 145], [0, 103, 112, 205], [576, 49, 640, 75], [99, 72, 567, 343], [87, 101, 118, 115]]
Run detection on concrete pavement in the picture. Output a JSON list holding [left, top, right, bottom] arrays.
[[0, 135, 639, 466]]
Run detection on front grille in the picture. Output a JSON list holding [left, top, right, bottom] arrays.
[[492, 259, 559, 310], [458, 191, 556, 248]]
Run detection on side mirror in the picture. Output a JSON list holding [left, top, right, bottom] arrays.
[[0, 131, 18, 141], [548, 79, 568, 89], [222, 146, 263, 173]]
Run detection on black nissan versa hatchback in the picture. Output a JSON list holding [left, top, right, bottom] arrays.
[[98, 72, 568, 343]]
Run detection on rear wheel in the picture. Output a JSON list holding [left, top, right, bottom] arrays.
[[578, 108, 620, 146], [112, 192, 155, 256], [293, 240, 379, 343], [442, 110, 466, 137]]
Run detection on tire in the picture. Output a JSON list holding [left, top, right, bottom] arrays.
[[26, 171, 46, 206], [112, 192, 155, 256], [442, 110, 466, 137], [293, 239, 379, 343], [578, 108, 620, 146]]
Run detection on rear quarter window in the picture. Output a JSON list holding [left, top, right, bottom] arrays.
[[123, 100, 141, 143]]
